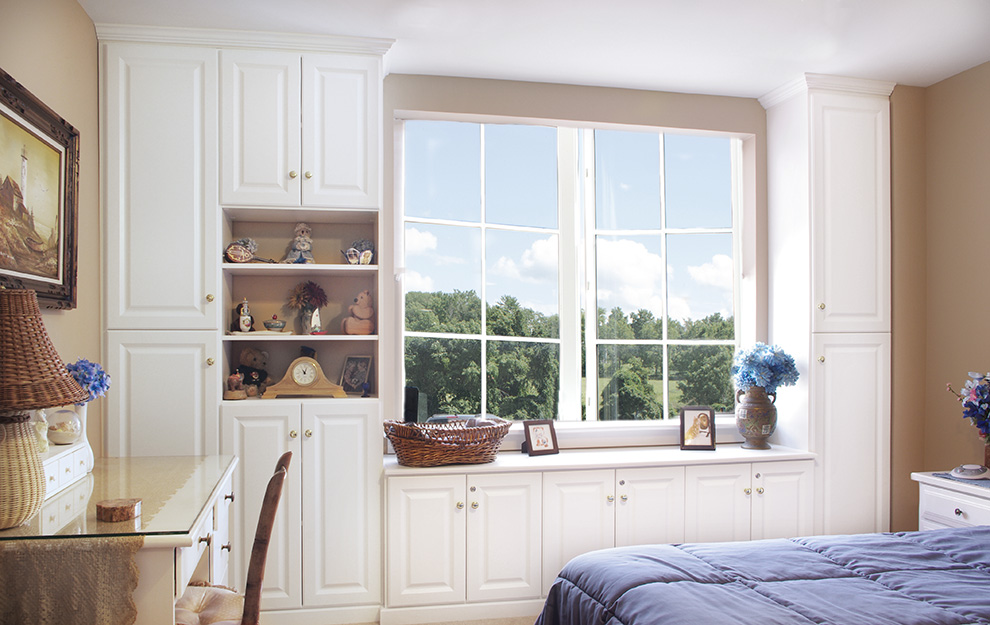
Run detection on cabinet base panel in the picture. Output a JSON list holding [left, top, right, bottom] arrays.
[[380, 599, 545, 625]]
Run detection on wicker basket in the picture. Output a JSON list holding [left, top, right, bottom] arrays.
[[384, 418, 512, 467]]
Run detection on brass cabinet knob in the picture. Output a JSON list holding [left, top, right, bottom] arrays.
[[818, 302, 825, 310], [304, 429, 313, 438], [955, 508, 964, 516], [456, 502, 464, 510], [620, 494, 628, 502], [471, 502, 479, 509], [206, 294, 215, 303], [289, 430, 298, 439], [757, 487, 765, 494], [289, 170, 298, 179], [819, 356, 825, 363], [224, 492, 234, 503], [206, 358, 215, 366], [199, 533, 212, 546], [606, 495, 615, 503], [304, 171, 313, 179], [744, 488, 752, 495]]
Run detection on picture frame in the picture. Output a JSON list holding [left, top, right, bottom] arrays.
[[339, 355, 373, 394], [680, 406, 716, 450], [0, 68, 80, 309], [523, 419, 559, 456]]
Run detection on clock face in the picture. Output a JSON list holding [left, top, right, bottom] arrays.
[[292, 361, 317, 386]]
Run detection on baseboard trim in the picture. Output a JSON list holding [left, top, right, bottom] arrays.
[[380, 599, 545, 625]]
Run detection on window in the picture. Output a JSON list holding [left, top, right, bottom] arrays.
[[400, 119, 741, 427]]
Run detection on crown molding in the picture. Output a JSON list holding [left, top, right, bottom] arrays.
[[95, 23, 394, 56], [760, 73, 897, 110]]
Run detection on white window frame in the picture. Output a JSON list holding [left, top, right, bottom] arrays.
[[394, 112, 757, 449]]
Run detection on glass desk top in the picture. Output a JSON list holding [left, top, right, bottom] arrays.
[[0, 455, 237, 541]]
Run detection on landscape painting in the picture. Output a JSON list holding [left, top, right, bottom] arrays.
[[0, 69, 79, 308]]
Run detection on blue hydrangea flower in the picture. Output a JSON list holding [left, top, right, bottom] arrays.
[[731, 342, 800, 394], [66, 358, 111, 404], [950, 372, 990, 443]]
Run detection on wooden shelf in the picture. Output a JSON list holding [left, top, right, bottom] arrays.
[[222, 263, 376, 277]]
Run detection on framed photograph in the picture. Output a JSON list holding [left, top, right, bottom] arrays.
[[680, 406, 716, 450], [523, 419, 559, 456], [339, 355, 373, 394], [0, 68, 80, 309]]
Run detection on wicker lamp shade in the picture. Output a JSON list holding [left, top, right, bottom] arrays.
[[0, 289, 88, 529]]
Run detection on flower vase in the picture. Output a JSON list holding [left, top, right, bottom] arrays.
[[301, 307, 322, 334], [735, 386, 777, 449]]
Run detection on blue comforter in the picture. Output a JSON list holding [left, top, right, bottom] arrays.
[[536, 527, 990, 625]]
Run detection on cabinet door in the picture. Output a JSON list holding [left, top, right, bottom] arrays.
[[386, 475, 466, 607], [466, 472, 542, 603], [810, 90, 890, 333], [684, 463, 750, 543], [103, 43, 218, 329], [221, 402, 302, 610], [813, 333, 891, 534], [220, 49, 302, 206], [615, 466, 685, 547], [302, 53, 380, 208], [303, 400, 381, 607], [751, 460, 814, 540], [542, 469, 614, 595], [105, 330, 218, 456]]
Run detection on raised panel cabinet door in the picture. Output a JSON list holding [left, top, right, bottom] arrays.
[[302, 53, 380, 208], [220, 49, 302, 206], [466, 472, 542, 603], [813, 332, 891, 535], [220, 402, 303, 611], [810, 90, 890, 333], [102, 43, 218, 329], [615, 466, 686, 547], [542, 469, 615, 595], [105, 330, 219, 456], [302, 400, 381, 607], [386, 475, 466, 607], [684, 463, 751, 543], [750, 460, 814, 540]]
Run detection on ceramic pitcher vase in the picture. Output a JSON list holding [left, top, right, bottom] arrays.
[[735, 386, 777, 449]]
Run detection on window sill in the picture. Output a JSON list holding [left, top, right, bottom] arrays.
[[498, 416, 743, 451]]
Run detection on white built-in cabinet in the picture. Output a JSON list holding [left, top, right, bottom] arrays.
[[100, 41, 221, 456], [222, 399, 381, 612], [382, 450, 814, 624], [385, 472, 542, 608], [762, 74, 893, 535], [221, 49, 380, 208], [99, 25, 389, 625]]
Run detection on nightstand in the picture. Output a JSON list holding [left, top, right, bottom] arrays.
[[912, 472, 990, 530]]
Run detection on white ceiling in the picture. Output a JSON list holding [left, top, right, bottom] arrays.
[[77, 0, 990, 99]]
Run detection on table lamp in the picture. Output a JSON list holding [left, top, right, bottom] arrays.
[[0, 289, 88, 529]]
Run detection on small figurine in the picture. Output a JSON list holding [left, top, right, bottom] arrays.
[[342, 238, 375, 265], [282, 222, 316, 264], [231, 298, 254, 333], [342, 290, 375, 335], [224, 372, 248, 400]]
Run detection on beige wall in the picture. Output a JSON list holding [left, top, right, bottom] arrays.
[[924, 61, 990, 472], [890, 85, 927, 530], [0, 0, 102, 455]]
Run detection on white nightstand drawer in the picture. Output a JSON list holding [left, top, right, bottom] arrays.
[[920, 483, 990, 527]]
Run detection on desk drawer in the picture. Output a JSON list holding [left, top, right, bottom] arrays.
[[920, 484, 990, 527], [175, 508, 214, 597]]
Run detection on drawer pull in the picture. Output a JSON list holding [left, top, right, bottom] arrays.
[[456, 502, 464, 510], [606, 495, 615, 503], [757, 487, 765, 495], [224, 492, 235, 503], [955, 508, 964, 517], [221, 543, 232, 552], [471, 501, 479, 509], [620, 494, 628, 502], [199, 534, 212, 546], [744, 488, 752, 495]]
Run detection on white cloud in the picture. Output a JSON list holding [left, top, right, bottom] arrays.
[[687, 254, 733, 290], [490, 236, 557, 283], [667, 296, 692, 321], [403, 270, 434, 293], [405, 227, 438, 256], [597, 238, 664, 315]]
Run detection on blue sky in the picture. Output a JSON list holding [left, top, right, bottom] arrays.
[[403, 121, 733, 324]]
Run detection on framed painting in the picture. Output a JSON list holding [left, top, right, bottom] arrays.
[[0, 68, 80, 309], [339, 355, 373, 394], [523, 419, 559, 456], [680, 406, 716, 450]]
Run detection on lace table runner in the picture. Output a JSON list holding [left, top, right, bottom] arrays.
[[0, 534, 144, 625]]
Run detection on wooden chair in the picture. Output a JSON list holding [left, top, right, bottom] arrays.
[[175, 451, 292, 625]]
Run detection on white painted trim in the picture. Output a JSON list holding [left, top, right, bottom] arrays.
[[259, 604, 381, 625], [760, 73, 896, 109], [380, 598, 546, 625], [94, 23, 394, 55]]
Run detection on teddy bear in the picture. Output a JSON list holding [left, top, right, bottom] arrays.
[[236, 346, 270, 397], [342, 290, 375, 335], [282, 222, 315, 264]]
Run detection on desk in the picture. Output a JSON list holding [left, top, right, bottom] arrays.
[[0, 455, 237, 625]]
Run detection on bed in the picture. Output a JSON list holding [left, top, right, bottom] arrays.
[[535, 526, 990, 625]]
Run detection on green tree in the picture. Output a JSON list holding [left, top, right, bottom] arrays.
[[598, 356, 662, 420]]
